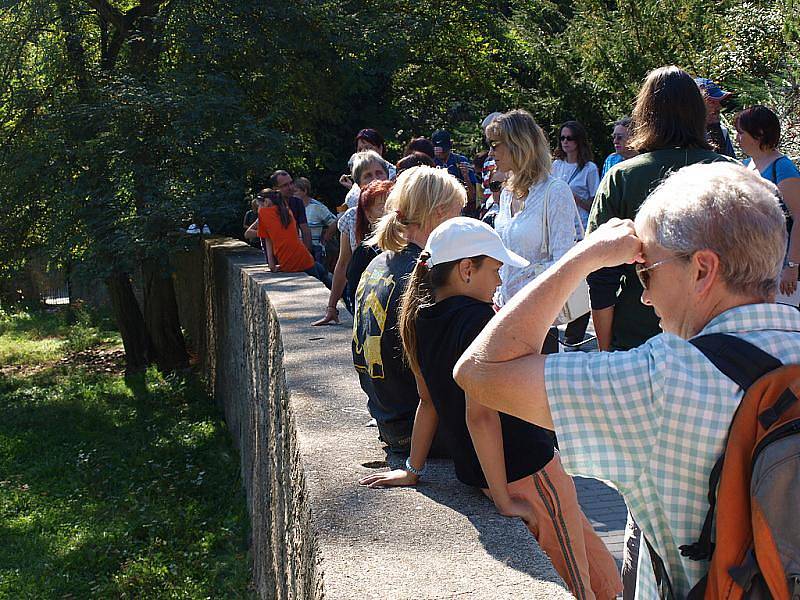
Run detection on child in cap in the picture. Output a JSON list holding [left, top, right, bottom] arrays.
[[359, 217, 621, 600]]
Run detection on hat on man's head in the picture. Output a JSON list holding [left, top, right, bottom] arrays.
[[425, 217, 529, 268], [431, 130, 453, 150], [694, 77, 733, 101]]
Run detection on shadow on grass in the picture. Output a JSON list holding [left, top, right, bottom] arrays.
[[0, 366, 253, 598]]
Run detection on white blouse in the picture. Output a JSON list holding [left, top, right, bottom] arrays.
[[494, 175, 578, 306], [551, 159, 599, 227]]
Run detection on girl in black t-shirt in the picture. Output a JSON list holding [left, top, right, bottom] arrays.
[[359, 217, 621, 600]]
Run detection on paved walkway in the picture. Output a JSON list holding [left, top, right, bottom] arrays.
[[575, 477, 627, 566]]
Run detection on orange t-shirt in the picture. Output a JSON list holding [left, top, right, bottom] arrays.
[[257, 206, 314, 272]]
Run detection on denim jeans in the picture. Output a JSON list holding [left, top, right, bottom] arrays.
[[304, 261, 333, 289]]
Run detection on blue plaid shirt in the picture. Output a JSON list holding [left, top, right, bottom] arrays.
[[544, 303, 800, 599]]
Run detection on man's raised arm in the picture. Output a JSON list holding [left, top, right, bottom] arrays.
[[453, 219, 642, 429]]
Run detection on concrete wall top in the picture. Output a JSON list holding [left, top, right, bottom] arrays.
[[192, 238, 571, 600], [259, 255, 571, 599]]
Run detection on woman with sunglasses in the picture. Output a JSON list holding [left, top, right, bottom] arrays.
[[552, 121, 599, 348], [552, 121, 600, 231], [486, 110, 577, 351]]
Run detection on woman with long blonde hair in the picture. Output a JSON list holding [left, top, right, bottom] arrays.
[[352, 165, 464, 454], [486, 110, 578, 344]]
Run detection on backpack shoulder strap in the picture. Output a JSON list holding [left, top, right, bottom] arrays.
[[678, 333, 785, 563], [689, 333, 782, 390]]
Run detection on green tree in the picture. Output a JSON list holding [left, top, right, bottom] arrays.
[[0, 0, 355, 372]]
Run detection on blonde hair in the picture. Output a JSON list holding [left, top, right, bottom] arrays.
[[369, 166, 466, 252], [636, 162, 786, 299], [485, 109, 551, 198]]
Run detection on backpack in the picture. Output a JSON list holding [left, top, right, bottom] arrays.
[[645, 333, 800, 599]]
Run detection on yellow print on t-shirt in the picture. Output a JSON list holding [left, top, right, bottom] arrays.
[[353, 270, 395, 379]]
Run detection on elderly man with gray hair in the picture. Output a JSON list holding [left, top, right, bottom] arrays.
[[455, 162, 800, 599]]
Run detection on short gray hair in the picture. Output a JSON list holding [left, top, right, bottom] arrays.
[[635, 162, 787, 299], [350, 150, 389, 186]]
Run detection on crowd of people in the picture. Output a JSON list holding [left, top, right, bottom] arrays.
[[242, 65, 800, 600]]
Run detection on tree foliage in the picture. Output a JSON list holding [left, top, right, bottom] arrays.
[[0, 0, 797, 369]]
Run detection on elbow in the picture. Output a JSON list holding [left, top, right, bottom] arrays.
[[453, 355, 480, 400]]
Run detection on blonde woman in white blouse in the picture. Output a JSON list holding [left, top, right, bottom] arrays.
[[486, 110, 578, 312]]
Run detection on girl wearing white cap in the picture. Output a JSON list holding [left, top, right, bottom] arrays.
[[359, 217, 621, 600]]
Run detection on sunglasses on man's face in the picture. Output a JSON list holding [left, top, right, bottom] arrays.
[[560, 135, 576, 142], [634, 255, 687, 289]]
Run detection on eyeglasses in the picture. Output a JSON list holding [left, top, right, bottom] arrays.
[[560, 135, 576, 142], [488, 140, 503, 149], [634, 255, 687, 289]]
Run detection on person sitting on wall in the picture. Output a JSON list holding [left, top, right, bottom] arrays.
[[245, 190, 332, 288]]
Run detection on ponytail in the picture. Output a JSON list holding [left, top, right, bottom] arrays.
[[368, 210, 406, 252], [399, 251, 435, 376], [273, 196, 292, 229], [369, 166, 465, 252]]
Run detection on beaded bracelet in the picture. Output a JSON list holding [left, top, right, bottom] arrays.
[[404, 456, 425, 477]]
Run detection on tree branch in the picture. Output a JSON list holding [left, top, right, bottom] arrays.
[[82, 0, 126, 32]]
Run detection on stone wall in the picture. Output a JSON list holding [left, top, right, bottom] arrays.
[[175, 237, 571, 600], [175, 238, 322, 600]]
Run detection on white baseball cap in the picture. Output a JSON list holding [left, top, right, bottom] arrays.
[[425, 217, 529, 268]]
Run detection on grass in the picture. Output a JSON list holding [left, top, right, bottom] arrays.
[[0, 306, 253, 599]]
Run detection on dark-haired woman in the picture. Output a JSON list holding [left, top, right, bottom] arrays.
[[736, 105, 800, 301], [552, 120, 600, 230], [552, 120, 599, 347], [245, 192, 332, 288], [588, 65, 737, 353]]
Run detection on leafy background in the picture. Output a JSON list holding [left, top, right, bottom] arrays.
[[0, 0, 797, 365]]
